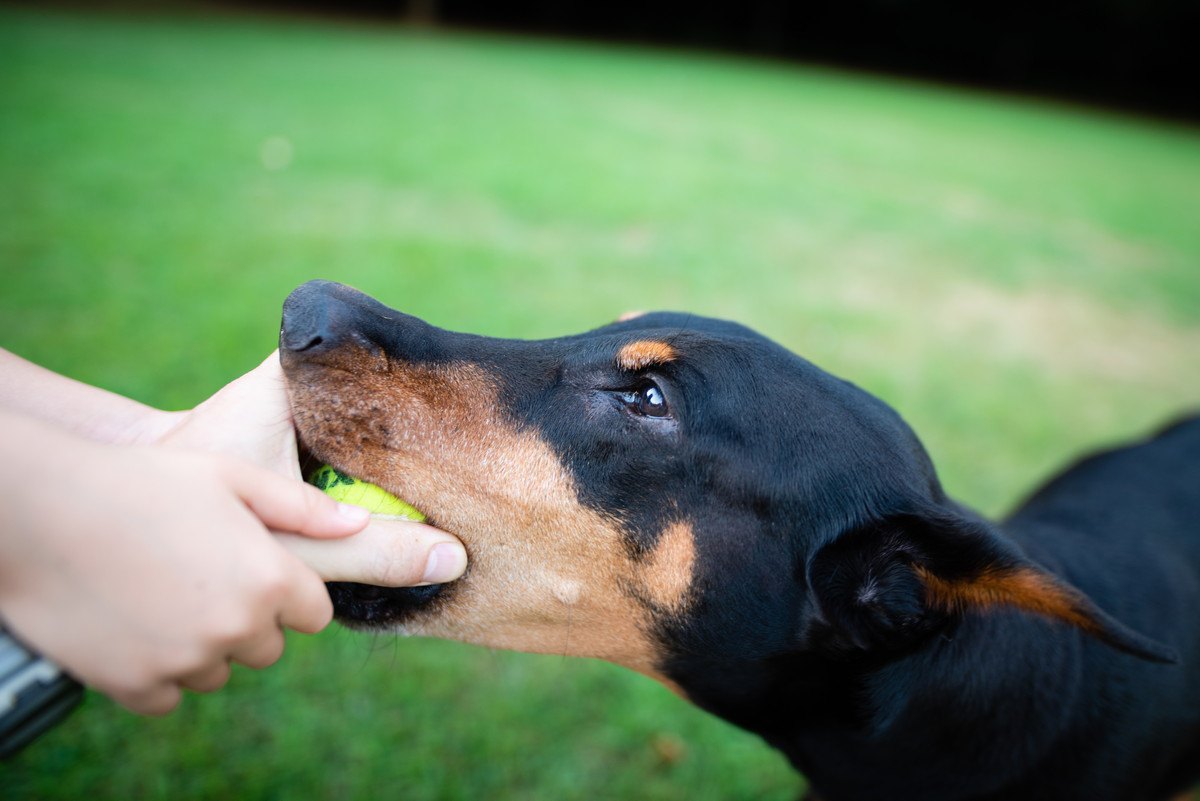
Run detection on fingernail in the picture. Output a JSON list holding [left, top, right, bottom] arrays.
[[337, 503, 370, 524], [422, 542, 468, 584]]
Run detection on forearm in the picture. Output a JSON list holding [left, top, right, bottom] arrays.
[[0, 347, 181, 445]]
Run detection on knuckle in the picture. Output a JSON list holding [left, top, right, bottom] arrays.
[[261, 638, 285, 668], [213, 665, 233, 691], [288, 593, 332, 636], [300, 483, 328, 514], [166, 647, 209, 678], [226, 611, 261, 644], [243, 557, 292, 607], [124, 685, 181, 717], [190, 664, 231, 693], [204, 606, 258, 648], [119, 663, 164, 696], [315, 592, 334, 626], [245, 634, 285, 669], [148, 688, 183, 716], [108, 676, 149, 703], [258, 560, 293, 598], [303, 592, 334, 633]]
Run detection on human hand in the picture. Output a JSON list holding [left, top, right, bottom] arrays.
[[0, 412, 366, 715], [156, 351, 306, 478], [0, 355, 467, 717]]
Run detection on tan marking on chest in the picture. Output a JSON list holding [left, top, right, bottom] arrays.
[[287, 352, 672, 682], [616, 340, 678, 372]]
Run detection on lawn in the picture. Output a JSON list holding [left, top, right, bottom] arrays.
[[1, 4, 1198, 799]]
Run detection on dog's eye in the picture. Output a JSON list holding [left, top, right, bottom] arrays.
[[619, 382, 669, 418]]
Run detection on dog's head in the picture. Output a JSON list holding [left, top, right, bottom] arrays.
[[280, 280, 1174, 704]]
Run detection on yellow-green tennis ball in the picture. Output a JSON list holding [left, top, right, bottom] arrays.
[[308, 464, 426, 522]]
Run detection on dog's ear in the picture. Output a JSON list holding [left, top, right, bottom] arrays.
[[809, 509, 1178, 663]]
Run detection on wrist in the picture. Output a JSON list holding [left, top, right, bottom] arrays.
[[118, 408, 187, 446], [0, 348, 182, 446]]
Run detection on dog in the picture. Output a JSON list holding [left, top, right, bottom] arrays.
[[279, 279, 1199, 801]]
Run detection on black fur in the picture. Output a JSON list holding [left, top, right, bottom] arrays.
[[281, 280, 1200, 801]]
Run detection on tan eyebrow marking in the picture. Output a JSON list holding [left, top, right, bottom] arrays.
[[617, 340, 678, 371]]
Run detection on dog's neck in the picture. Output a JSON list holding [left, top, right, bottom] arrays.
[[667, 578, 1093, 801]]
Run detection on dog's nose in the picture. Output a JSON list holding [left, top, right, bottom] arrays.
[[280, 279, 445, 365], [280, 280, 359, 355]]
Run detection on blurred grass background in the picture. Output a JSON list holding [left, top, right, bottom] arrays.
[[1, 4, 1198, 799]]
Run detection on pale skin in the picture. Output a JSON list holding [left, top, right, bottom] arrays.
[[0, 348, 467, 715]]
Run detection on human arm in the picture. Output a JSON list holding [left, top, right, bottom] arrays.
[[0, 348, 181, 445]]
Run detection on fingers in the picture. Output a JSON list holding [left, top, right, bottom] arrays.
[[275, 562, 335, 634], [229, 624, 289, 668], [276, 519, 468, 587], [223, 458, 370, 538], [159, 556, 326, 699], [179, 660, 233, 693], [114, 683, 183, 717]]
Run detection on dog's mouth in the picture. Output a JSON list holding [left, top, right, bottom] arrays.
[[325, 581, 446, 627], [298, 442, 455, 628]]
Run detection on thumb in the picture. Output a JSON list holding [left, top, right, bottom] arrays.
[[274, 519, 468, 586], [165, 351, 303, 479]]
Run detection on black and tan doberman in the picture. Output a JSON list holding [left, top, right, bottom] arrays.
[[279, 280, 1199, 801]]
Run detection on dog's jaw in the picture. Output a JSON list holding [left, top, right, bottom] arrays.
[[282, 350, 691, 688]]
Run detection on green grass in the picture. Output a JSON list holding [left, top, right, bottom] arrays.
[[2, 4, 1199, 799]]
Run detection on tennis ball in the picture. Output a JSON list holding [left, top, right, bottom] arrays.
[[308, 464, 426, 522]]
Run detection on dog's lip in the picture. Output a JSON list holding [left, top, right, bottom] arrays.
[[326, 581, 448, 625]]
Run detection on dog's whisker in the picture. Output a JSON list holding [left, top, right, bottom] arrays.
[[560, 603, 574, 663]]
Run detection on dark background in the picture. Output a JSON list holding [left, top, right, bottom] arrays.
[[232, 0, 1200, 120]]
